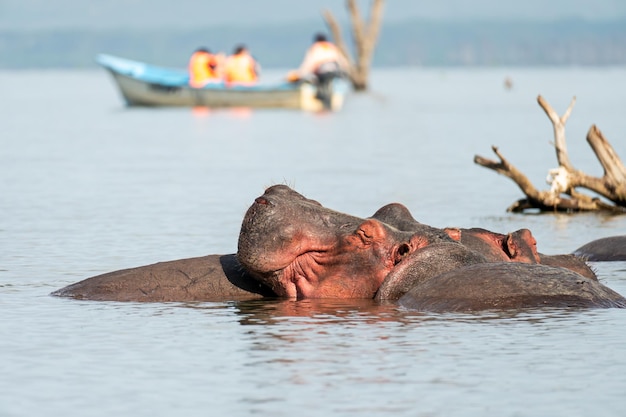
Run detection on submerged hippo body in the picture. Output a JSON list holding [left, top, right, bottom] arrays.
[[573, 235, 626, 262], [52, 254, 275, 302], [398, 262, 626, 312]]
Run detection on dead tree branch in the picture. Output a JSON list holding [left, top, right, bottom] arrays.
[[474, 95, 626, 213], [323, 0, 385, 91], [538, 95, 576, 171], [322, 10, 355, 69]]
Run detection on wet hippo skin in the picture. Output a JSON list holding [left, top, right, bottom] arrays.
[[52, 254, 275, 302], [573, 235, 626, 262], [397, 263, 626, 312]]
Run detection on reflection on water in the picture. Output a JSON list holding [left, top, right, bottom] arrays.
[[210, 298, 604, 327], [233, 299, 401, 325], [2, 69, 626, 417]]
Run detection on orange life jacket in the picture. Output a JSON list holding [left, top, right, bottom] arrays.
[[223, 52, 258, 85], [188, 51, 220, 87]]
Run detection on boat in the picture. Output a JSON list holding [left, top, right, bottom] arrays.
[[96, 54, 346, 112]]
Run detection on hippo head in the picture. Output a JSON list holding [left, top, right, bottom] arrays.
[[372, 204, 541, 264], [443, 227, 541, 264], [237, 185, 441, 299]]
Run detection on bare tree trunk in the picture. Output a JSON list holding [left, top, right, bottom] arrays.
[[323, 0, 385, 91], [474, 95, 626, 213]]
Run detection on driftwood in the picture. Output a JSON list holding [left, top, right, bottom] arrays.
[[322, 0, 385, 91], [474, 95, 626, 213]]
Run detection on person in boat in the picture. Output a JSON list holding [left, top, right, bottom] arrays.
[[188, 47, 223, 88], [223, 44, 260, 86], [287, 33, 348, 84]]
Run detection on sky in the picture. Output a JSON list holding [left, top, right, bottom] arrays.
[[1, 0, 626, 30]]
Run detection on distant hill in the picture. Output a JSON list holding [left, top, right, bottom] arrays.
[[379, 18, 626, 66], [1, 18, 625, 69]]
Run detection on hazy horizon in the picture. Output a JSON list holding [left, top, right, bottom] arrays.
[[2, 0, 626, 30]]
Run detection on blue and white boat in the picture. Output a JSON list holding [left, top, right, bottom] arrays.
[[96, 54, 346, 111]]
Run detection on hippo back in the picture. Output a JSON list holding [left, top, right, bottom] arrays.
[[573, 236, 626, 262], [398, 262, 626, 312]]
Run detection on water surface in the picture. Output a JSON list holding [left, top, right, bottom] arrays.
[[2, 68, 626, 417]]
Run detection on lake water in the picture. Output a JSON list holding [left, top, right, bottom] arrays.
[[2, 67, 626, 417]]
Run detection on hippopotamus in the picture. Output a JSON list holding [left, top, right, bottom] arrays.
[[372, 202, 597, 279], [372, 202, 540, 262], [573, 235, 626, 261], [236, 185, 451, 299], [53, 185, 625, 311], [374, 242, 626, 310], [53, 184, 452, 302], [237, 186, 624, 309]]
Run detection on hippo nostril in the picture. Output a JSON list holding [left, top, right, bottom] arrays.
[[255, 197, 271, 205]]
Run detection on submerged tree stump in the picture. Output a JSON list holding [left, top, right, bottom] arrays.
[[474, 95, 626, 213], [322, 0, 385, 91]]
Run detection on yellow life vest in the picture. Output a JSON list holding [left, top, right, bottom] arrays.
[[224, 53, 258, 84], [188, 51, 220, 87]]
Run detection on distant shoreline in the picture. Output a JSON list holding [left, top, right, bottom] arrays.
[[2, 18, 625, 69]]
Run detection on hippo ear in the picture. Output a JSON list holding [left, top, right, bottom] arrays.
[[505, 233, 518, 258], [355, 219, 387, 245], [444, 227, 462, 241], [506, 229, 541, 263]]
